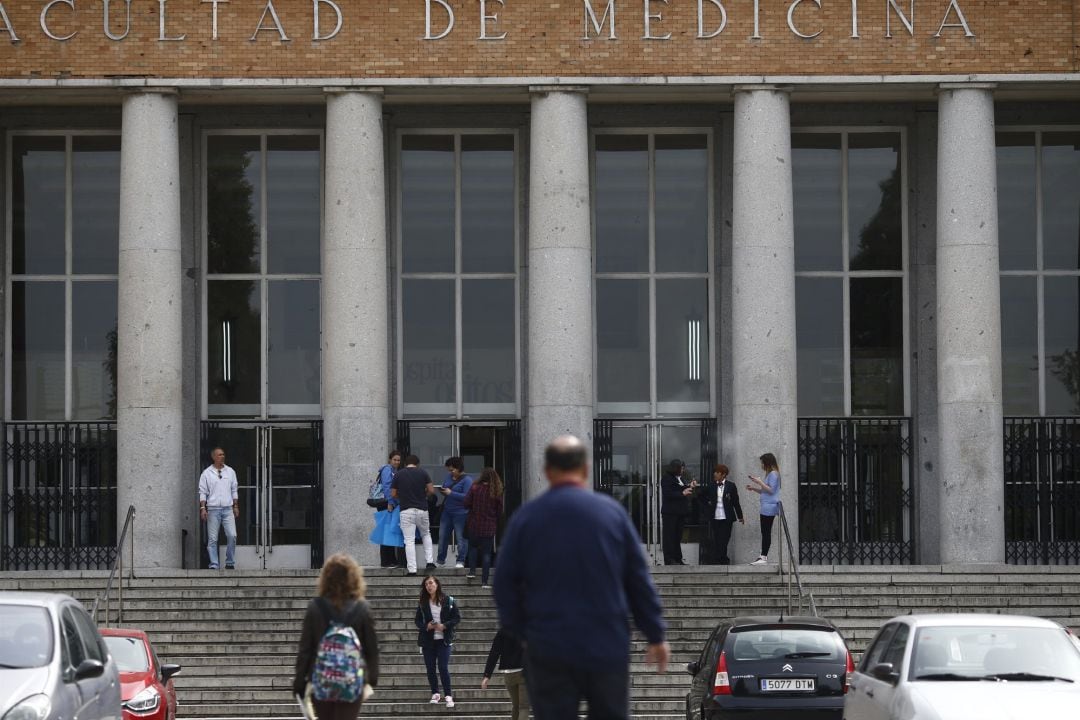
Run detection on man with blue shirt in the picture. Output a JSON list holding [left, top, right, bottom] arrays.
[[494, 435, 670, 720], [437, 456, 473, 568]]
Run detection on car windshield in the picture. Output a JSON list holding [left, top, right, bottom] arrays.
[[911, 625, 1080, 682], [729, 627, 844, 661], [104, 636, 150, 672], [0, 605, 53, 669]]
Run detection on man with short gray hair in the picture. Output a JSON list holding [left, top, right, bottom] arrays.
[[494, 435, 670, 719]]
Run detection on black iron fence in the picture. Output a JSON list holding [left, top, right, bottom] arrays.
[[1004, 417, 1080, 565], [798, 417, 914, 565], [1, 422, 118, 570]]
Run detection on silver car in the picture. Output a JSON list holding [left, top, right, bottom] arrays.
[[0, 592, 121, 720], [845, 613, 1080, 720]]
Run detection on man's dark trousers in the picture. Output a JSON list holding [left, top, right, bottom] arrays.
[[710, 518, 734, 565], [661, 512, 685, 565], [525, 652, 629, 720]]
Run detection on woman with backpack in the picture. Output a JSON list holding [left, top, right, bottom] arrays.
[[463, 467, 504, 588], [293, 554, 380, 720], [415, 574, 461, 708]]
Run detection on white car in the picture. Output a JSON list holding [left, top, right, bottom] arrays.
[[844, 613, 1080, 720]]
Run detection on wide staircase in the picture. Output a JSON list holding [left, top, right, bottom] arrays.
[[3, 566, 1080, 719]]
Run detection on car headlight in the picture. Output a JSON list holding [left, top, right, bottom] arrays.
[[2, 694, 51, 720], [124, 687, 161, 714]]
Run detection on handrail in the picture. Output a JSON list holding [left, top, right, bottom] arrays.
[[775, 501, 818, 617], [92, 505, 136, 627]]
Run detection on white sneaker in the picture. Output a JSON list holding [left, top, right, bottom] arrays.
[[454, 562, 465, 569], [430, 693, 442, 704], [445, 696, 455, 708], [750, 556, 768, 566]]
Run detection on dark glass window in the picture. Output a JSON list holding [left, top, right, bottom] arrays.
[[1000, 276, 1038, 416], [399, 133, 519, 417], [594, 132, 713, 417], [205, 133, 322, 418], [794, 131, 906, 417], [9, 134, 120, 421]]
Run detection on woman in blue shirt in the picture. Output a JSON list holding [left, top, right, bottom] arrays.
[[746, 452, 781, 566]]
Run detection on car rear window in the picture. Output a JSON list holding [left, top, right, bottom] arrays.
[[104, 636, 150, 672], [728, 627, 845, 661], [0, 605, 54, 668]]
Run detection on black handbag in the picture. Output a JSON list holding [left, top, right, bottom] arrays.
[[367, 497, 389, 511]]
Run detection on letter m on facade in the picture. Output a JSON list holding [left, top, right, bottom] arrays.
[[583, 0, 616, 39]]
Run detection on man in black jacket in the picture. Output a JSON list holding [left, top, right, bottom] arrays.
[[698, 463, 744, 565], [660, 459, 696, 565], [481, 628, 528, 720]]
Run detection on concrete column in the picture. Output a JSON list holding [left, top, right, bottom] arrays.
[[322, 89, 389, 567], [526, 88, 593, 498], [936, 84, 1005, 564], [117, 91, 183, 569], [730, 86, 799, 564]]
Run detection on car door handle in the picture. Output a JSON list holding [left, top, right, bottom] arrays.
[[865, 689, 874, 698]]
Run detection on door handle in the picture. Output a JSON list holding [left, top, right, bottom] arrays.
[[865, 689, 874, 698]]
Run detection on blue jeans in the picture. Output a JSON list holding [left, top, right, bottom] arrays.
[[206, 507, 237, 569], [437, 510, 468, 565], [422, 640, 453, 696]]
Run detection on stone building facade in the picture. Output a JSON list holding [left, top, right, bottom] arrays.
[[1, 0, 1078, 570]]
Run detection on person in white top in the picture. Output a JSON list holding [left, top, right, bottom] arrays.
[[198, 447, 239, 570]]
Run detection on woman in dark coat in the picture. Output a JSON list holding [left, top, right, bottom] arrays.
[[660, 458, 697, 565], [698, 463, 744, 565], [293, 553, 380, 720], [415, 575, 461, 707]]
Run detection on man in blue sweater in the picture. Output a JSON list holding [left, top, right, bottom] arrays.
[[493, 435, 670, 719]]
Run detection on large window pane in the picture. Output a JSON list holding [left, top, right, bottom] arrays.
[[793, 134, 842, 272], [597, 279, 649, 407], [267, 136, 320, 274], [997, 134, 1037, 271], [207, 281, 261, 415], [72, 137, 121, 275], [207, 136, 262, 274], [655, 135, 709, 273], [462, 280, 515, 408], [402, 135, 455, 273], [848, 134, 902, 271], [1045, 276, 1080, 415], [595, 135, 648, 273], [267, 280, 320, 413], [1001, 276, 1039, 415], [850, 277, 904, 416], [462, 135, 515, 273], [1042, 133, 1080, 271], [72, 282, 117, 420], [12, 136, 66, 275], [403, 279, 455, 407], [11, 282, 65, 420], [656, 278, 710, 407], [796, 277, 844, 416]]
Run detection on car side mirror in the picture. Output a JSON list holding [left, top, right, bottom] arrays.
[[161, 663, 182, 683], [871, 662, 899, 684], [74, 659, 105, 681], [686, 661, 700, 676]]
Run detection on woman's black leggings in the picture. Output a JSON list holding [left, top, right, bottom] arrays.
[[760, 514, 776, 557]]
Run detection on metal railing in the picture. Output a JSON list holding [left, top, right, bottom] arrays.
[[776, 501, 818, 617], [91, 505, 135, 627]]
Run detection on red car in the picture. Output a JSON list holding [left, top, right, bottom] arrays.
[[100, 628, 181, 720]]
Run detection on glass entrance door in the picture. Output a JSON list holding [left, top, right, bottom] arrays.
[[200, 421, 321, 569], [595, 420, 715, 564]]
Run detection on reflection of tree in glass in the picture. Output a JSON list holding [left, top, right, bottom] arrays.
[[207, 144, 261, 407], [1049, 350, 1080, 414], [105, 326, 117, 419], [850, 167, 901, 271]]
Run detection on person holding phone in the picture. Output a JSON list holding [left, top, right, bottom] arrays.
[[745, 453, 782, 565], [437, 457, 474, 568], [660, 458, 696, 565], [415, 575, 461, 708]]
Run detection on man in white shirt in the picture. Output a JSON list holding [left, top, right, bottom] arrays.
[[198, 447, 239, 570]]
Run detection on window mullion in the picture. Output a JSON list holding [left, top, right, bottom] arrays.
[[261, 135, 269, 420], [1036, 131, 1047, 416], [648, 134, 658, 418], [841, 132, 852, 417], [65, 136, 74, 421], [455, 134, 463, 419]]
